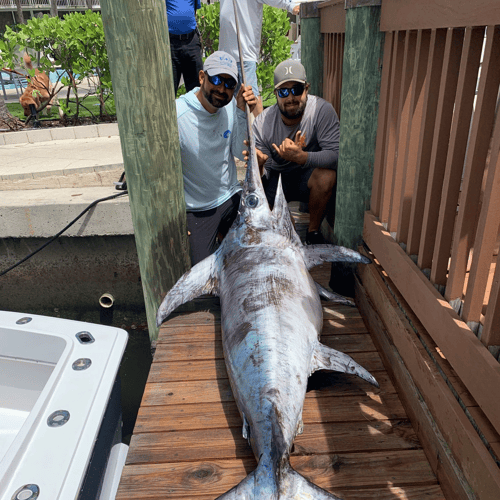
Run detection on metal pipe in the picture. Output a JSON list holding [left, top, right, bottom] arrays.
[[99, 292, 114, 309]]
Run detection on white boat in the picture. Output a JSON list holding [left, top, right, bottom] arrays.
[[0, 311, 129, 500]]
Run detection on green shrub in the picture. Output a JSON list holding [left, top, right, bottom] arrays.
[[196, 2, 293, 105], [0, 11, 113, 123]]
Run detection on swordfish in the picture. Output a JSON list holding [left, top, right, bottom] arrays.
[[157, 129, 378, 499]]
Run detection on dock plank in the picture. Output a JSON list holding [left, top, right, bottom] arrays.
[[139, 372, 396, 407], [134, 391, 407, 434], [153, 334, 377, 363], [126, 419, 419, 465], [147, 351, 386, 383], [157, 317, 369, 343], [116, 450, 439, 499]]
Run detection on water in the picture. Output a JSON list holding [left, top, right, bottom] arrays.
[[1, 69, 74, 90], [94, 307, 152, 444], [117, 321, 152, 443]]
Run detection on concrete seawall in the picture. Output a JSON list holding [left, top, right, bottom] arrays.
[[0, 123, 144, 321]]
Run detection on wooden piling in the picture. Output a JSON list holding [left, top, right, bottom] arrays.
[[334, 1, 384, 250], [100, 0, 190, 340], [330, 1, 384, 295], [300, 2, 324, 98]]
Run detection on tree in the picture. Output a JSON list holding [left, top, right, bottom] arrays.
[[0, 95, 23, 131], [14, 0, 24, 24], [1, 12, 113, 123], [50, 0, 58, 18]]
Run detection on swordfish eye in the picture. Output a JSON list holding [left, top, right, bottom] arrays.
[[245, 194, 259, 208]]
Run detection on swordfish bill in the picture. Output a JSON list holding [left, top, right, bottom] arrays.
[[157, 119, 377, 499]]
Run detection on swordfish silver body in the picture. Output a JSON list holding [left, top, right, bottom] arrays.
[[157, 117, 378, 499]]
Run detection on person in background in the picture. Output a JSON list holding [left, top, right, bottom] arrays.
[[176, 51, 257, 264], [219, 0, 300, 116], [252, 60, 339, 245], [166, 0, 203, 94]]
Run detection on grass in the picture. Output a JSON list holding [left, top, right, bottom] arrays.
[[6, 94, 116, 121]]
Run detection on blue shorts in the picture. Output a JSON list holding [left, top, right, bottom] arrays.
[[235, 61, 260, 97]]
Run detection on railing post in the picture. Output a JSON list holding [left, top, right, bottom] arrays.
[[100, 0, 190, 341], [330, 0, 384, 294], [300, 1, 323, 98]]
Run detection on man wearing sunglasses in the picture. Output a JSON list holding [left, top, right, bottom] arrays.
[[253, 59, 340, 245], [176, 51, 257, 265]]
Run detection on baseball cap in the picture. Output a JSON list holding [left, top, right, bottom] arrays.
[[274, 59, 307, 88], [204, 51, 239, 81]]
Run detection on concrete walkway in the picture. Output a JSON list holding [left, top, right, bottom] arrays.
[[0, 122, 122, 174], [0, 123, 132, 238]]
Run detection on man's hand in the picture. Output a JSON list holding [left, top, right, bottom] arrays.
[[293, 5, 300, 15], [243, 140, 268, 176], [236, 85, 257, 114], [272, 130, 307, 165]]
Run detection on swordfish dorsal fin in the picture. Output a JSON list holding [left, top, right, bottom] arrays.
[[303, 244, 371, 270], [272, 174, 302, 245], [156, 253, 219, 327], [311, 342, 379, 388]]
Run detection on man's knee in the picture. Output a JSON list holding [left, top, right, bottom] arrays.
[[308, 168, 337, 195]]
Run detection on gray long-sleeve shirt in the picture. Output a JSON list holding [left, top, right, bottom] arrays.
[[253, 95, 340, 172]]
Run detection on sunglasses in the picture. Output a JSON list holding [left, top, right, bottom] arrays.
[[206, 72, 237, 90], [276, 84, 306, 98]]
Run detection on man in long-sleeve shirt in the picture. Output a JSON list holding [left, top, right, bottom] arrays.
[[177, 51, 257, 264], [219, 0, 300, 116], [253, 60, 339, 245], [166, 0, 203, 93]]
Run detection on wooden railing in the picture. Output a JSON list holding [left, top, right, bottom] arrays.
[[319, 0, 345, 116], [364, 0, 500, 439]]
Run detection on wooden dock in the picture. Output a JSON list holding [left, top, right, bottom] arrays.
[[116, 253, 446, 499]]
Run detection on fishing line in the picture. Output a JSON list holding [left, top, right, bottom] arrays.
[[0, 191, 129, 277], [232, 0, 254, 128]]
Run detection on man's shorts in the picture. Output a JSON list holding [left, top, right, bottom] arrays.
[[262, 166, 315, 208], [235, 61, 260, 97], [186, 193, 241, 265]]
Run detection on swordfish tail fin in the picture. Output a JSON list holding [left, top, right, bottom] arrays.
[[215, 460, 343, 499]]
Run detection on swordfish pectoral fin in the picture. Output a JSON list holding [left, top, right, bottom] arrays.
[[156, 253, 219, 327], [303, 244, 371, 270], [315, 282, 356, 307], [312, 343, 379, 388]]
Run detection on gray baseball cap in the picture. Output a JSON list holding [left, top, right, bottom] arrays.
[[204, 51, 238, 81], [274, 59, 307, 89]]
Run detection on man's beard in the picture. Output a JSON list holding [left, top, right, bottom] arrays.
[[202, 86, 231, 108], [278, 96, 307, 119]]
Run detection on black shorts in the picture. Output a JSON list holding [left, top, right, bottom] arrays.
[[186, 193, 241, 265], [262, 166, 315, 207]]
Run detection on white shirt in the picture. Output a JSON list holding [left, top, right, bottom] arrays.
[[219, 0, 300, 63]]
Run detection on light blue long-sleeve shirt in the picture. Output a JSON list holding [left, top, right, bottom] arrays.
[[176, 89, 247, 211]]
